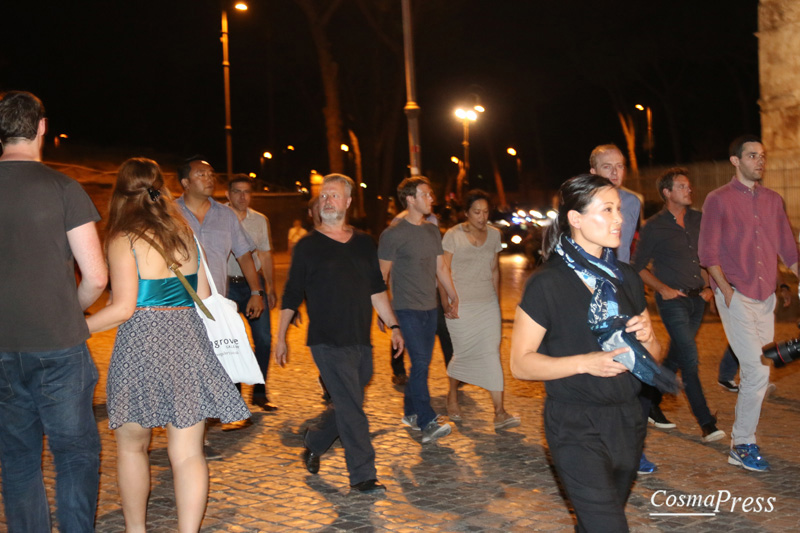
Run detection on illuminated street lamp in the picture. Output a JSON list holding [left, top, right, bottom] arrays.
[[635, 104, 654, 166], [221, 2, 248, 180]]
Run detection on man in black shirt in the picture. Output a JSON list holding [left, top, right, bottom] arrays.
[[275, 174, 404, 493], [632, 168, 725, 442]]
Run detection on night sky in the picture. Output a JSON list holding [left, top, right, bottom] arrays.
[[2, 0, 760, 195]]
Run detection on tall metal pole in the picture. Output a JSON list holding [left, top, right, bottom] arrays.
[[646, 106, 654, 167], [462, 119, 470, 179], [402, 0, 422, 176], [457, 118, 470, 200], [221, 9, 234, 180]]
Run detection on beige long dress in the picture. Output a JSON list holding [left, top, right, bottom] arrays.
[[443, 224, 504, 391]]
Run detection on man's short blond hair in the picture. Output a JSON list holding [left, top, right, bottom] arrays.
[[322, 173, 355, 196], [589, 144, 624, 170]]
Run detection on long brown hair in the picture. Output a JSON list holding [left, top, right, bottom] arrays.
[[105, 158, 192, 263]]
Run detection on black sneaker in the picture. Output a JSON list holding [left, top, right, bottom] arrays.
[[717, 380, 739, 392], [648, 405, 676, 429], [701, 421, 726, 443]]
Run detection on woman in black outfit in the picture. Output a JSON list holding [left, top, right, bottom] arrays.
[[510, 174, 661, 532]]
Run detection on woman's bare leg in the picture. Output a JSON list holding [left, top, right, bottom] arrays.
[[447, 377, 462, 419], [115, 423, 153, 533], [490, 390, 506, 416], [167, 421, 208, 533]]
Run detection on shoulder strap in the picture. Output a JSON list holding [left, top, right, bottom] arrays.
[[137, 233, 214, 320]]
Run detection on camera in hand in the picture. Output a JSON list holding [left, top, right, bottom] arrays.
[[762, 338, 800, 368]]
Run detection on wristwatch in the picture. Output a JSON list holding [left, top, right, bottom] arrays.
[[251, 290, 266, 297]]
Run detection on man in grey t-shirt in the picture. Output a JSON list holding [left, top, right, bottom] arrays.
[[0, 90, 107, 532], [378, 176, 459, 444]]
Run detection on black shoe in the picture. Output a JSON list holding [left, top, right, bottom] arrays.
[[648, 405, 676, 429], [204, 444, 223, 461], [253, 397, 278, 412], [302, 447, 320, 474], [701, 422, 726, 443], [717, 380, 739, 393], [350, 479, 386, 494], [391, 374, 408, 386]]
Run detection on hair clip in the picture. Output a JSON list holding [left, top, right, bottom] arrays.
[[147, 187, 161, 201]]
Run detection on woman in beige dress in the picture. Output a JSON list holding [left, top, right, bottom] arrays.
[[443, 190, 520, 430]]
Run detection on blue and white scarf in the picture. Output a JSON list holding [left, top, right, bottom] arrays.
[[556, 235, 677, 392]]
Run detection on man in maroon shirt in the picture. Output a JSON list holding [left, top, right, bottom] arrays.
[[699, 135, 798, 472]]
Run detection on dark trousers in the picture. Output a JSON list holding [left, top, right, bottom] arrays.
[[395, 309, 439, 429], [228, 276, 271, 398], [306, 344, 376, 485], [391, 302, 453, 375], [0, 343, 101, 533], [718, 345, 739, 382], [653, 294, 714, 426], [545, 398, 644, 533]]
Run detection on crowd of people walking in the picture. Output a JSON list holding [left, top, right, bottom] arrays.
[[1, 89, 795, 533]]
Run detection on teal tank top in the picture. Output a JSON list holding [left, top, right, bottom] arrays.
[[134, 243, 199, 307]]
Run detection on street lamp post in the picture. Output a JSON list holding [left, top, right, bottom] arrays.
[[220, 2, 248, 181], [635, 104, 654, 167], [455, 108, 477, 174], [401, 0, 422, 176], [259, 151, 272, 185], [506, 147, 522, 179]]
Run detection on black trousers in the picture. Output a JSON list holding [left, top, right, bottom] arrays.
[[306, 344, 376, 485], [545, 398, 645, 533]]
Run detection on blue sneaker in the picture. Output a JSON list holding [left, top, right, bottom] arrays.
[[638, 453, 657, 475], [728, 444, 770, 472]]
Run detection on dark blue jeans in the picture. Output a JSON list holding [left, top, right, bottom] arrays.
[[228, 276, 271, 398], [391, 301, 453, 375], [307, 344, 376, 485], [0, 343, 101, 532], [718, 345, 739, 382], [395, 308, 438, 429], [656, 294, 714, 427]]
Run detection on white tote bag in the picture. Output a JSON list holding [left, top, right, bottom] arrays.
[[196, 245, 265, 385]]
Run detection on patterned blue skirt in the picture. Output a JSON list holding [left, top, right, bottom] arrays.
[[107, 308, 251, 429]]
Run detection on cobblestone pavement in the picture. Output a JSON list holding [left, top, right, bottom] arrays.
[[2, 253, 800, 532]]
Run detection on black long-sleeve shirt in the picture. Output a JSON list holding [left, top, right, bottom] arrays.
[[632, 208, 705, 292], [281, 229, 386, 347]]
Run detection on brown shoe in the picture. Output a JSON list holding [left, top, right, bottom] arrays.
[[221, 418, 254, 432]]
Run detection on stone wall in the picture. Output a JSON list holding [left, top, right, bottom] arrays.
[[759, 0, 800, 162]]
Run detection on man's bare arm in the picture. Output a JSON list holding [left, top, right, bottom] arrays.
[[235, 252, 265, 317], [67, 221, 108, 310], [707, 265, 734, 307], [257, 249, 276, 309]]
